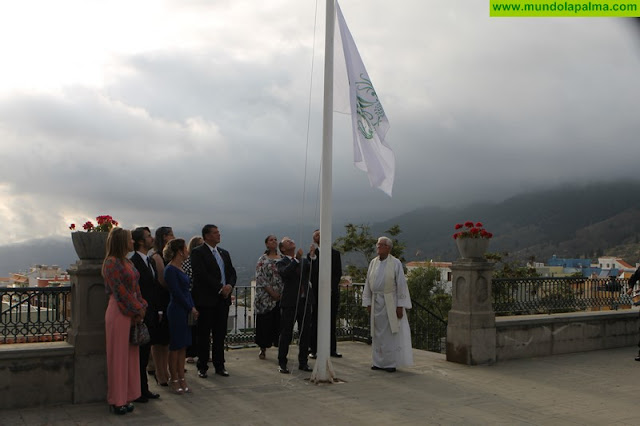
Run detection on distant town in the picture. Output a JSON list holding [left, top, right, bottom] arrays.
[[3, 255, 638, 291]]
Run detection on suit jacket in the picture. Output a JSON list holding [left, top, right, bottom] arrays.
[[277, 256, 312, 308], [130, 252, 159, 320], [191, 243, 237, 308], [308, 247, 342, 303]]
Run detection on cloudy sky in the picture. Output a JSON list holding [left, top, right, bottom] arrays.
[[0, 0, 639, 245]]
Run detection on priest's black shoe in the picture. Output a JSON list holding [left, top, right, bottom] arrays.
[[215, 368, 230, 377], [278, 365, 290, 374], [133, 395, 149, 403], [330, 352, 342, 358], [385, 367, 397, 373], [143, 391, 160, 399], [298, 364, 313, 372]]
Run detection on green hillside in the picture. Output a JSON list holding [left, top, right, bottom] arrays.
[[373, 180, 640, 265]]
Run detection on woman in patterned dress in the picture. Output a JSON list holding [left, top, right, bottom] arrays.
[[254, 235, 283, 360], [182, 236, 204, 364], [103, 227, 147, 415]]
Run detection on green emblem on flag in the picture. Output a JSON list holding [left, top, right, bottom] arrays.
[[355, 74, 386, 140]]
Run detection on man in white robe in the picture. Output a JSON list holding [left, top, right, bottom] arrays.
[[362, 236, 413, 372]]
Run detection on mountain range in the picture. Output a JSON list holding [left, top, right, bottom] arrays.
[[2, 180, 639, 282], [374, 180, 640, 266]]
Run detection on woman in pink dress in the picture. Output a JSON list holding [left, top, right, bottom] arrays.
[[103, 227, 148, 415]]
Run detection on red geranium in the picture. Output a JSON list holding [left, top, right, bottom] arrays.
[[70, 215, 119, 233], [453, 221, 493, 240]]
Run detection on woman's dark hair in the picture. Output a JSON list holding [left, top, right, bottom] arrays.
[[264, 235, 277, 255], [154, 226, 173, 254]]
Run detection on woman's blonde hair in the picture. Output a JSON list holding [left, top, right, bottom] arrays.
[[102, 227, 131, 276], [163, 238, 186, 263], [187, 236, 204, 253]]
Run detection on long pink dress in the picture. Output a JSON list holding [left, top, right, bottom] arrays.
[[104, 257, 147, 406]]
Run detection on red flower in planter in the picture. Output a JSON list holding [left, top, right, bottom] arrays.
[[453, 221, 493, 239], [71, 215, 119, 233]]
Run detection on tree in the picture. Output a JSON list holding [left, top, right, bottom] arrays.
[[334, 223, 405, 282], [486, 252, 541, 279], [406, 265, 452, 320]]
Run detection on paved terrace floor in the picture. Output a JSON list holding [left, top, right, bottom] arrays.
[[2, 341, 639, 425]]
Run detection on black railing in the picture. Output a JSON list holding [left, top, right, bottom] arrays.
[[492, 277, 633, 315], [409, 300, 447, 353], [0, 283, 447, 354], [0, 286, 71, 343], [225, 283, 448, 354]]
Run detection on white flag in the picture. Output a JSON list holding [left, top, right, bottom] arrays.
[[334, 1, 395, 197]]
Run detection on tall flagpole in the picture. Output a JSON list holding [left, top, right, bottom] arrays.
[[311, 0, 336, 383]]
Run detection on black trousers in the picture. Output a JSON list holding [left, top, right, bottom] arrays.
[[139, 342, 151, 393], [196, 304, 229, 372], [278, 301, 312, 367], [255, 306, 280, 349], [309, 292, 340, 354]]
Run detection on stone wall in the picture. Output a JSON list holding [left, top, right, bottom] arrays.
[[0, 342, 74, 409], [496, 310, 639, 361]]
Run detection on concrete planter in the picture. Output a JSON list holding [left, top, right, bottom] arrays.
[[71, 232, 108, 260], [455, 238, 489, 260]]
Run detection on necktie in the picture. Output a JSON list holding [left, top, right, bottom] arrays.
[[147, 257, 155, 278], [213, 249, 226, 285]]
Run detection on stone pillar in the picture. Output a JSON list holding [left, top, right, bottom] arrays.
[[68, 259, 107, 403], [446, 258, 496, 365]]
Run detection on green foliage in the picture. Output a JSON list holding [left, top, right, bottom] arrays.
[[406, 266, 452, 320], [486, 252, 541, 279], [335, 223, 406, 281]]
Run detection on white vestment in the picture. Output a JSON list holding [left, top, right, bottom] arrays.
[[362, 255, 413, 368]]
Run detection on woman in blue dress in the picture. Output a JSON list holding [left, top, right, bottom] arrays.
[[163, 238, 199, 395]]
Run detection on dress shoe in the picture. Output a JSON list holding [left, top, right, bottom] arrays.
[[197, 370, 208, 378], [385, 367, 397, 373], [371, 365, 382, 371], [142, 391, 160, 399], [308, 353, 317, 359], [330, 352, 342, 358], [298, 364, 313, 372], [125, 403, 135, 413], [635, 355, 640, 361], [110, 405, 128, 415], [278, 365, 290, 374], [215, 368, 230, 377], [133, 395, 149, 403]]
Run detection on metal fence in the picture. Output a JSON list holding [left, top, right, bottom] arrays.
[[492, 276, 634, 315], [0, 282, 447, 354], [226, 283, 448, 354], [0, 286, 71, 343]]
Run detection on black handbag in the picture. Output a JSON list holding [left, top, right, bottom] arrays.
[[130, 322, 151, 345]]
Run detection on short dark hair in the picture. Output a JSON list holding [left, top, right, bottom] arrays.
[[132, 226, 150, 251], [202, 224, 218, 238]]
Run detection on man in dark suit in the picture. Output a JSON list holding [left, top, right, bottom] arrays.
[[191, 224, 237, 378], [276, 237, 314, 374], [130, 227, 161, 402], [308, 229, 343, 358]]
